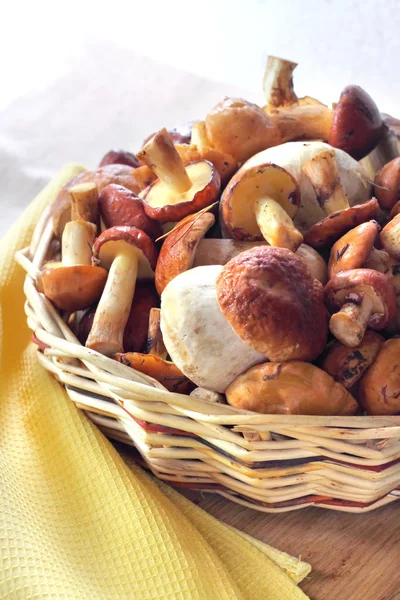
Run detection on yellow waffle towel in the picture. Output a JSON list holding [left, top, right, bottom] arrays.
[[0, 164, 311, 600]]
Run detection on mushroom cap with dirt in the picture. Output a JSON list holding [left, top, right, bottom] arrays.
[[225, 361, 358, 416], [216, 246, 328, 362], [328, 221, 380, 278], [160, 265, 265, 393], [358, 338, 400, 415]]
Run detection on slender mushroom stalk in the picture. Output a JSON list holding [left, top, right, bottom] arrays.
[[70, 182, 99, 222], [329, 293, 374, 347], [61, 182, 98, 266], [253, 196, 303, 250], [263, 56, 298, 109], [302, 150, 350, 215], [146, 308, 167, 359], [191, 122, 211, 148]]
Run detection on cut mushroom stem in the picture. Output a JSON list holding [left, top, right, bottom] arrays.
[[254, 197, 303, 251], [191, 122, 211, 148], [329, 293, 374, 347], [137, 127, 191, 194], [61, 221, 96, 266], [69, 182, 99, 223], [146, 308, 167, 359], [302, 150, 350, 215], [263, 55, 298, 109]]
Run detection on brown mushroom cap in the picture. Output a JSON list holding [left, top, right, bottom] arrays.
[[358, 339, 400, 415], [220, 162, 300, 241], [216, 246, 328, 361], [304, 198, 379, 249], [320, 331, 384, 389], [226, 361, 358, 415], [174, 143, 237, 184], [381, 213, 400, 260], [115, 352, 193, 394], [93, 226, 158, 275], [325, 268, 396, 330], [205, 97, 281, 164], [155, 211, 215, 294], [99, 150, 140, 168], [328, 86, 383, 160], [328, 221, 379, 278], [142, 160, 220, 223], [98, 184, 162, 240], [42, 265, 107, 312], [374, 157, 400, 211]]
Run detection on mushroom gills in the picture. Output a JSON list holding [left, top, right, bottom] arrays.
[[145, 161, 214, 208], [254, 197, 303, 251], [329, 291, 376, 347]]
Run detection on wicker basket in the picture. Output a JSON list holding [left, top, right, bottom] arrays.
[[15, 205, 400, 513]]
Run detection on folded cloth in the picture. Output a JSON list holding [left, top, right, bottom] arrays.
[[0, 164, 311, 600]]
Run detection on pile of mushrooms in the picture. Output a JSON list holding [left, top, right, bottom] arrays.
[[39, 55, 400, 417]]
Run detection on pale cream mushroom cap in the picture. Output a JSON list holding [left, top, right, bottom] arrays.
[[160, 265, 265, 392]]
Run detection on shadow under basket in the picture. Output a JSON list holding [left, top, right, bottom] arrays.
[[15, 205, 400, 514]]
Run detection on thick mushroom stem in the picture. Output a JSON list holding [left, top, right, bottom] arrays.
[[146, 308, 167, 359], [137, 128, 191, 194], [86, 252, 138, 355], [61, 221, 96, 267], [302, 150, 350, 215], [191, 122, 211, 148], [329, 293, 374, 347], [253, 197, 303, 251], [69, 182, 98, 223], [263, 55, 298, 109]]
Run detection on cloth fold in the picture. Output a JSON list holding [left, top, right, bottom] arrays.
[[0, 164, 310, 600]]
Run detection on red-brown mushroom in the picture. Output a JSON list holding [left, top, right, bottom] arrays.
[[328, 221, 380, 278], [374, 157, 400, 212], [86, 226, 158, 356], [381, 213, 400, 260], [325, 269, 396, 347], [358, 339, 400, 415], [99, 150, 140, 168], [142, 121, 195, 146], [137, 128, 221, 223]]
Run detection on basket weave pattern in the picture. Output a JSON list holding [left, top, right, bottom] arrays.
[[15, 207, 400, 513]]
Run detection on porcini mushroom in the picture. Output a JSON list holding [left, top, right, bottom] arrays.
[[216, 246, 328, 361], [226, 361, 357, 416], [381, 213, 400, 260], [374, 157, 400, 212], [160, 265, 265, 392], [220, 162, 303, 251], [42, 183, 107, 311], [328, 221, 380, 278], [137, 128, 221, 223], [86, 226, 158, 356], [358, 339, 400, 415], [263, 56, 383, 159], [98, 183, 162, 240], [205, 97, 281, 164], [99, 150, 140, 168], [320, 332, 384, 389], [325, 269, 396, 347]]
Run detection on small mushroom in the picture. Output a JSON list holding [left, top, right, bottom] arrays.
[[137, 128, 221, 223], [86, 226, 158, 356], [205, 97, 281, 164], [374, 157, 400, 212], [216, 246, 328, 361], [358, 339, 400, 415], [381, 213, 400, 260], [99, 150, 140, 168], [325, 269, 396, 347], [98, 183, 162, 240], [225, 361, 358, 415], [263, 56, 383, 159], [220, 162, 303, 251], [160, 265, 265, 392], [320, 332, 384, 389], [51, 164, 157, 237], [42, 183, 107, 311], [328, 221, 380, 278]]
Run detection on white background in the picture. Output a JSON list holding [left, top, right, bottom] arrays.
[[2, 0, 400, 235]]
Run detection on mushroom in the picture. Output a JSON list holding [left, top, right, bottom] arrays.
[[42, 183, 107, 312], [328, 221, 380, 278], [216, 246, 328, 361], [137, 128, 221, 223], [189, 387, 225, 404], [85, 226, 158, 356], [220, 162, 303, 251], [77, 281, 159, 353], [358, 339, 400, 415], [145, 308, 167, 358], [99, 150, 140, 168], [204, 97, 281, 164], [263, 56, 383, 159], [225, 361, 358, 416], [381, 213, 400, 260], [295, 244, 328, 285], [320, 331, 384, 389], [374, 157, 400, 212], [98, 183, 162, 240], [325, 269, 396, 347], [51, 164, 157, 237], [233, 141, 371, 235], [360, 114, 400, 179], [142, 121, 195, 146], [160, 265, 265, 393]]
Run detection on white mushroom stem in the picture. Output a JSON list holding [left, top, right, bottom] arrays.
[[302, 149, 350, 215], [86, 252, 138, 355], [137, 127, 192, 194], [69, 182, 98, 223], [189, 387, 225, 403], [191, 122, 211, 148], [329, 293, 374, 347], [263, 55, 298, 109], [146, 308, 167, 359], [253, 197, 303, 252], [61, 221, 96, 266]]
